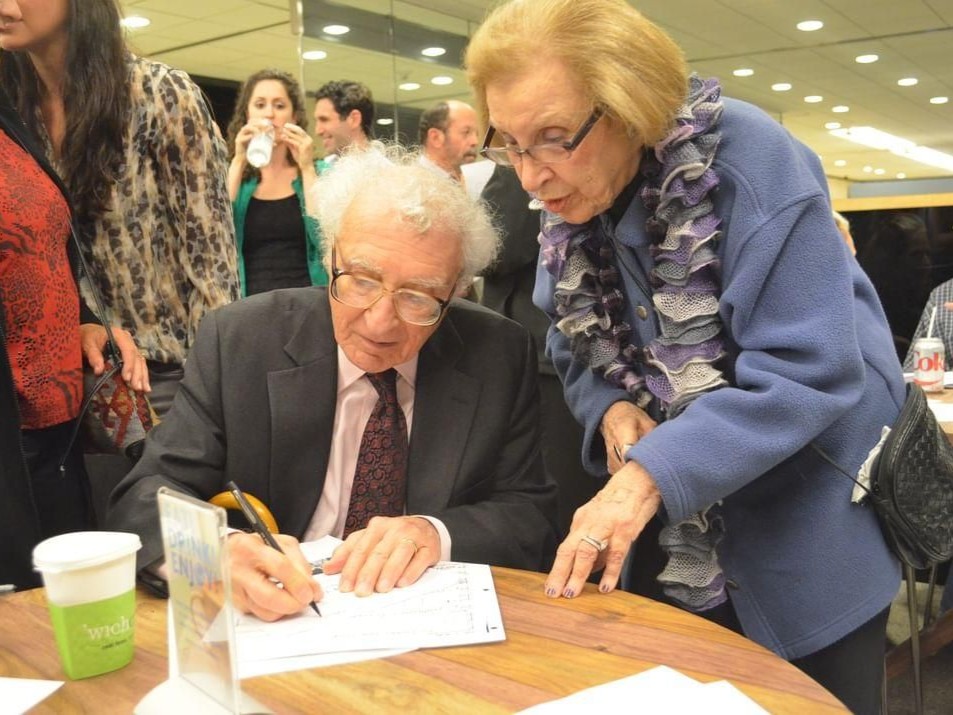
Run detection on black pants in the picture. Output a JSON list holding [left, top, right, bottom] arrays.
[[145, 361, 184, 419], [21, 420, 93, 538], [625, 517, 888, 714]]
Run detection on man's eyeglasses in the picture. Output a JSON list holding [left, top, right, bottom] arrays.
[[479, 109, 604, 167], [330, 247, 454, 326]]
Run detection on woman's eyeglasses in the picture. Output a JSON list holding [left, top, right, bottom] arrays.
[[479, 109, 603, 167]]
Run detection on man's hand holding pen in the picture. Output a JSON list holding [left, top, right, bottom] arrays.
[[227, 532, 323, 622]]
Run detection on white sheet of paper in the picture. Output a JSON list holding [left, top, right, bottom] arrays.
[[517, 666, 702, 713], [700, 680, 769, 714], [233, 536, 504, 671], [517, 666, 768, 714], [0, 677, 63, 715]]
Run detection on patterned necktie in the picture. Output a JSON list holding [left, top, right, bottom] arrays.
[[343, 369, 409, 537]]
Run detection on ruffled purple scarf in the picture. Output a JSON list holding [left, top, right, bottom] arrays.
[[540, 76, 730, 611]]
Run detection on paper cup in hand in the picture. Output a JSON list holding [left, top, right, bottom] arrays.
[[246, 122, 275, 168], [33, 531, 141, 679]]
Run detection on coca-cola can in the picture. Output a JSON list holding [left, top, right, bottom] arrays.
[[913, 337, 945, 392]]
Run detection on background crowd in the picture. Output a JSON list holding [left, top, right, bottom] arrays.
[[2, 2, 950, 713]]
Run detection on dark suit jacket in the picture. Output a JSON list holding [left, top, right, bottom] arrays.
[[107, 288, 558, 573], [479, 165, 553, 375]]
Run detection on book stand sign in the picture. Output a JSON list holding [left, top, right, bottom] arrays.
[[135, 488, 271, 714]]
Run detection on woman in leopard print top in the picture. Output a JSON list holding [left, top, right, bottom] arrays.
[[0, 0, 240, 416]]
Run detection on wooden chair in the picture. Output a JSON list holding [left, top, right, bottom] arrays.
[[208, 490, 279, 533]]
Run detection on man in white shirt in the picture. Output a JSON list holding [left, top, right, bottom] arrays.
[[313, 80, 373, 161], [107, 146, 558, 621], [417, 100, 479, 183]]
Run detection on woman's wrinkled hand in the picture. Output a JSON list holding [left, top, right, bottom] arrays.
[[80, 323, 151, 393], [601, 400, 656, 474], [545, 461, 661, 599]]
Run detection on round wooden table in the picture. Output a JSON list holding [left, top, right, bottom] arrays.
[[0, 567, 844, 713]]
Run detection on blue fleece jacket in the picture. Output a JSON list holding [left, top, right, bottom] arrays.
[[534, 97, 904, 659]]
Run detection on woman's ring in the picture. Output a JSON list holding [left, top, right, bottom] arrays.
[[400, 538, 419, 554], [581, 535, 608, 552]]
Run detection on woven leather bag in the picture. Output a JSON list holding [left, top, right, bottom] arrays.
[[870, 383, 953, 569]]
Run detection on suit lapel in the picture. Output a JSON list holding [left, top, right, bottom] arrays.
[[267, 295, 338, 536], [407, 307, 481, 512]]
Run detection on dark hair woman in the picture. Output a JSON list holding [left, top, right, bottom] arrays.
[[0, 0, 239, 417], [0, 85, 143, 589], [225, 68, 328, 296]]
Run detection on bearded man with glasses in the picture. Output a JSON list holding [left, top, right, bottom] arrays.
[[107, 145, 559, 621]]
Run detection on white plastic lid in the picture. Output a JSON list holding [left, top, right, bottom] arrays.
[[33, 531, 142, 573]]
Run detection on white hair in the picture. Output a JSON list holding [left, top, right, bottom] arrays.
[[310, 142, 500, 288]]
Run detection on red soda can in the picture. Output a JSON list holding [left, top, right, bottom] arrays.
[[913, 337, 945, 392]]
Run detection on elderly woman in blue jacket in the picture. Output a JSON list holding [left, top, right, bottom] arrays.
[[467, 1, 903, 713]]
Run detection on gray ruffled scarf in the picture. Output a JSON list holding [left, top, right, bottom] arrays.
[[539, 76, 730, 611]]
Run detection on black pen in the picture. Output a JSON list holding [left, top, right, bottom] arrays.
[[225, 481, 321, 617]]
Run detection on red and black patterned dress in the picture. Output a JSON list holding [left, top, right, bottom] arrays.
[[0, 130, 81, 427]]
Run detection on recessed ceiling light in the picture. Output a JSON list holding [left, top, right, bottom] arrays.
[[804, 95, 823, 103], [431, 76, 454, 86], [831, 125, 953, 173], [825, 121, 841, 130], [302, 50, 327, 61], [874, 168, 885, 175], [832, 105, 849, 113], [733, 68, 754, 77], [376, 118, 394, 126], [120, 15, 150, 29], [322, 24, 350, 35], [855, 54, 879, 64], [796, 20, 824, 32], [771, 82, 792, 92], [834, 159, 847, 167], [398, 82, 421, 91], [863, 166, 873, 173], [930, 96, 949, 105], [897, 173, 906, 179], [421, 47, 446, 58], [898, 77, 919, 87]]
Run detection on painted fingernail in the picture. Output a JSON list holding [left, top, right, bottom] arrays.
[[562, 587, 575, 599], [545, 586, 558, 598], [599, 582, 611, 593]]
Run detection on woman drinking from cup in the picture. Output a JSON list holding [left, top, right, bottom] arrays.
[[226, 69, 328, 296], [466, 1, 904, 712]]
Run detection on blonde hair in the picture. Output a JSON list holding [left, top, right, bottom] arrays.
[[466, 0, 688, 146], [310, 143, 500, 288]]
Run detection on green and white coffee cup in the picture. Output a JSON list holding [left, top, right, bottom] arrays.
[[33, 531, 142, 679]]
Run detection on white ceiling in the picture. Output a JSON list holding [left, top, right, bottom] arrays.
[[118, 0, 953, 184]]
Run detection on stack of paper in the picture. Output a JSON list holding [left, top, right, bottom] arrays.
[[235, 537, 505, 678]]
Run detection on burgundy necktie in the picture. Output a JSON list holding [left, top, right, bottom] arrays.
[[343, 369, 409, 537]]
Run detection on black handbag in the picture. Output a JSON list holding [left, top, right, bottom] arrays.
[[814, 382, 953, 570]]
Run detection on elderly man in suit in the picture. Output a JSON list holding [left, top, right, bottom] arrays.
[[107, 146, 558, 621]]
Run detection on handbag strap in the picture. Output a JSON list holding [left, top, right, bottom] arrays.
[[809, 441, 873, 499]]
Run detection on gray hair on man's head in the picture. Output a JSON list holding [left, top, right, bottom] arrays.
[[310, 142, 500, 289]]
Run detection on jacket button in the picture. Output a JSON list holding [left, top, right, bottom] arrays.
[[636, 305, 648, 320]]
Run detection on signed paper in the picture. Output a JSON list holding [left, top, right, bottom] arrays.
[[234, 537, 504, 675]]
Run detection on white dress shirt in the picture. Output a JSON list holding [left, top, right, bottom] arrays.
[[303, 347, 451, 559]]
